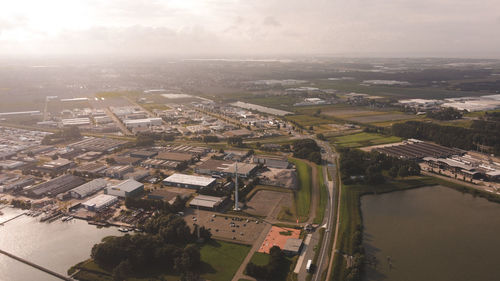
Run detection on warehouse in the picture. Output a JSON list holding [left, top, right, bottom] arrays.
[[252, 155, 290, 169], [130, 150, 158, 159], [163, 173, 216, 189], [37, 158, 74, 174], [189, 194, 228, 211], [105, 179, 144, 198], [105, 165, 134, 179], [283, 238, 303, 256], [0, 160, 25, 170], [123, 118, 163, 128], [69, 137, 128, 152], [375, 141, 464, 160], [75, 163, 107, 177], [26, 174, 85, 198], [82, 194, 118, 212], [69, 178, 108, 199], [195, 160, 258, 178], [156, 151, 194, 162], [61, 118, 91, 127]]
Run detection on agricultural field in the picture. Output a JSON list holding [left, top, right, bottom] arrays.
[[331, 132, 401, 148], [286, 114, 332, 127], [323, 107, 418, 125]]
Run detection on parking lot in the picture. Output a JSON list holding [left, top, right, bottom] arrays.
[[183, 209, 267, 244], [245, 189, 293, 220]]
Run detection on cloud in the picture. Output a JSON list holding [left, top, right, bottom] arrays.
[[0, 0, 499, 57], [262, 16, 281, 27]]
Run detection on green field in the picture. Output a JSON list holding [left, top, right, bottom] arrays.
[[289, 158, 312, 222], [250, 252, 271, 266], [331, 132, 401, 148], [71, 240, 250, 281], [314, 165, 328, 224], [200, 240, 251, 281], [286, 114, 332, 127]]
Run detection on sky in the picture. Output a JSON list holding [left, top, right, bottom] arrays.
[[0, 0, 499, 58]]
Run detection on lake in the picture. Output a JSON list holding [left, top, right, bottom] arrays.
[[362, 185, 500, 281], [0, 206, 121, 281]]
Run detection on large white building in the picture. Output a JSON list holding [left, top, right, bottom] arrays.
[[69, 178, 108, 199], [163, 173, 216, 189], [105, 179, 144, 198], [123, 118, 163, 128], [82, 194, 118, 211]]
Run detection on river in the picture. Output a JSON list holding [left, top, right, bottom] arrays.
[[362, 185, 500, 281], [0, 206, 121, 281]]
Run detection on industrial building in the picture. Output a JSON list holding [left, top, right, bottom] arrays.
[[195, 159, 258, 178], [123, 118, 163, 128], [157, 151, 194, 162], [105, 165, 134, 179], [26, 174, 85, 198], [375, 141, 464, 160], [0, 160, 25, 170], [165, 145, 210, 156], [283, 238, 303, 256], [130, 150, 158, 159], [105, 179, 144, 198], [75, 163, 107, 176], [37, 158, 74, 174], [69, 178, 108, 199], [189, 194, 228, 211], [163, 173, 216, 189], [252, 155, 290, 169], [82, 194, 118, 212], [61, 118, 91, 127], [69, 137, 128, 152]]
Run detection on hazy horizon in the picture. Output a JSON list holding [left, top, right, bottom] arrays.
[[1, 0, 499, 59]]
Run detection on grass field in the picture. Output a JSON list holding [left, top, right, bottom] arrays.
[[331, 132, 401, 148], [200, 240, 251, 281], [313, 165, 328, 224], [289, 158, 312, 222], [71, 240, 250, 281], [250, 252, 271, 266], [286, 114, 332, 127]]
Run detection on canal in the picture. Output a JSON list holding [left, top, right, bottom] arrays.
[[0, 207, 121, 281], [362, 185, 500, 281]]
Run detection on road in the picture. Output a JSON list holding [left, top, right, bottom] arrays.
[[310, 139, 338, 281]]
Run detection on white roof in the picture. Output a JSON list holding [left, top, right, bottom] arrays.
[[71, 178, 108, 196], [110, 179, 143, 192], [83, 194, 117, 208], [163, 173, 216, 187]]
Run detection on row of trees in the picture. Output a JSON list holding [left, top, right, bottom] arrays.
[[426, 107, 463, 120], [292, 138, 322, 164], [392, 119, 500, 155], [245, 246, 289, 280], [41, 126, 81, 145], [124, 196, 187, 214], [91, 214, 210, 280], [339, 148, 420, 185]]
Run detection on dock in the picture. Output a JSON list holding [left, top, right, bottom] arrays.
[[0, 249, 72, 281], [0, 212, 26, 226]]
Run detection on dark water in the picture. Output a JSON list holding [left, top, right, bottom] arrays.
[[362, 185, 500, 281], [0, 207, 121, 281]]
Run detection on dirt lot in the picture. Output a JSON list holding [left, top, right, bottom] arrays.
[[245, 190, 293, 220], [183, 209, 267, 245]]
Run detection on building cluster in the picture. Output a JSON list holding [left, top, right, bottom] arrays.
[[375, 139, 500, 183], [398, 94, 500, 112]]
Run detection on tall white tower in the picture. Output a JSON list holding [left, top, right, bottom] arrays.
[[234, 162, 240, 211]]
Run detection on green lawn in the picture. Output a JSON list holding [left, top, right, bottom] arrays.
[[72, 240, 250, 281], [331, 132, 401, 148], [289, 158, 312, 221], [250, 252, 271, 266], [200, 240, 251, 281]]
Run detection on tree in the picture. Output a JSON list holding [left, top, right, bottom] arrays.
[[398, 166, 409, 178]]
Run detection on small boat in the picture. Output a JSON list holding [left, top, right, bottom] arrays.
[[118, 227, 129, 233]]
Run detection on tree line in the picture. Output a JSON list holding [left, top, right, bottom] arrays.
[[91, 214, 211, 281], [392, 118, 500, 155], [339, 148, 420, 185], [292, 138, 322, 164]]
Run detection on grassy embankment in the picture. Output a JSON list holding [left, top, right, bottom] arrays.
[[313, 165, 328, 225], [288, 158, 312, 222], [70, 240, 250, 281]]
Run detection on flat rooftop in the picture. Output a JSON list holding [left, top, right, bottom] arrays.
[[163, 173, 216, 187]]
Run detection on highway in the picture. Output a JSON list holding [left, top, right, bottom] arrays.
[[311, 139, 338, 281]]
